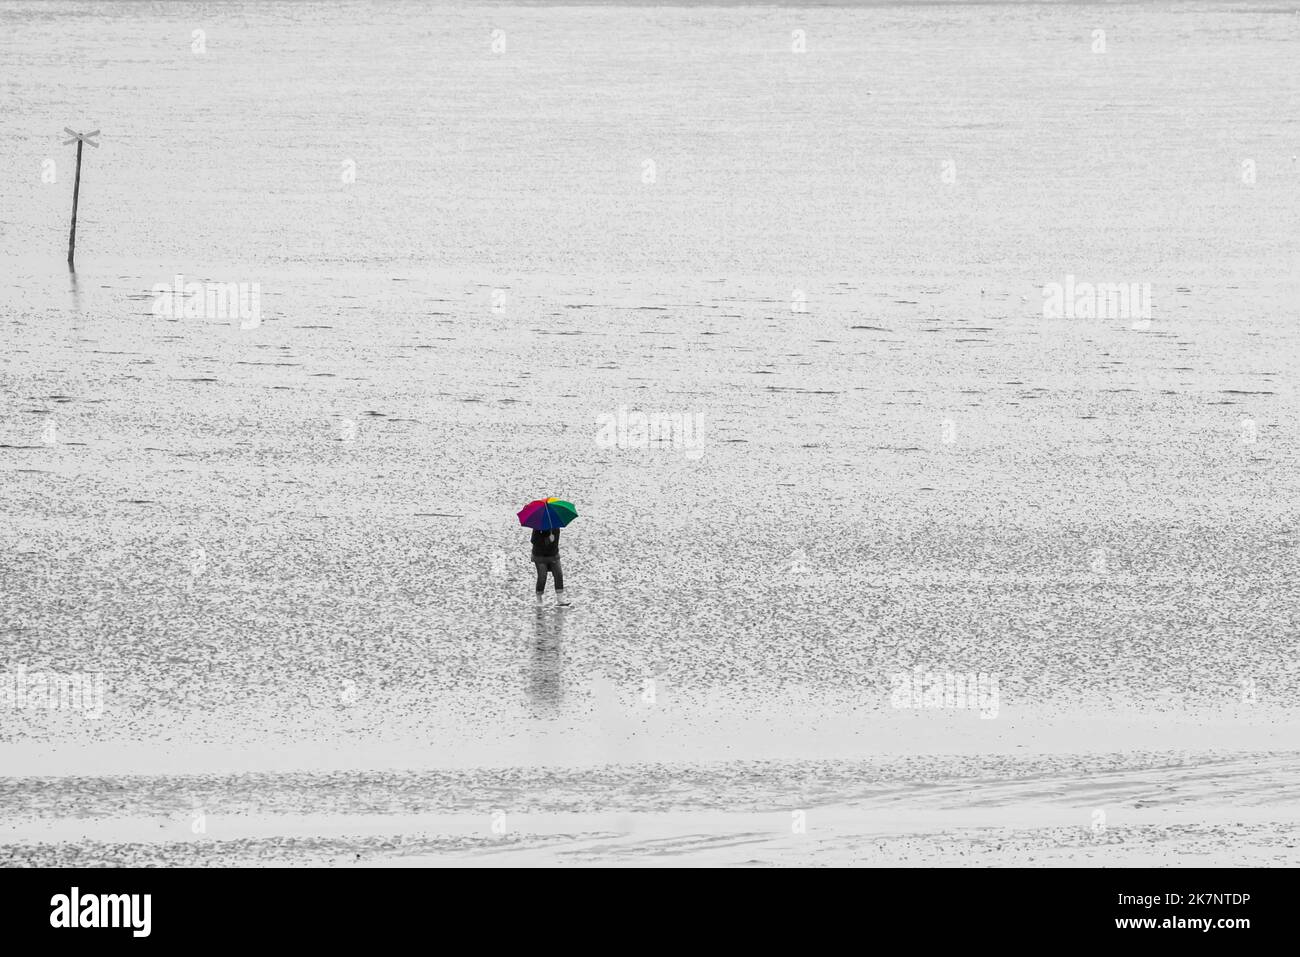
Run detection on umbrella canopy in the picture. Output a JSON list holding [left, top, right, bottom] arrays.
[[517, 497, 578, 530]]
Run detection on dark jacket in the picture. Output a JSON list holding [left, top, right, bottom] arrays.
[[531, 529, 560, 558]]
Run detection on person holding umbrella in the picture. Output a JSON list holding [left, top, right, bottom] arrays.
[[517, 498, 577, 606]]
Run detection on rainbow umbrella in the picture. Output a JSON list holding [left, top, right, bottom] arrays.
[[517, 497, 578, 530]]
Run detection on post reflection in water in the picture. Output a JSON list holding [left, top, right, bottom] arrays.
[[526, 606, 565, 717]]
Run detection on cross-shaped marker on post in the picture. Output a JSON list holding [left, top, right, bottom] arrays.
[[62, 128, 100, 270]]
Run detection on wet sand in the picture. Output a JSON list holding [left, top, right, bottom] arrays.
[[4, 752, 1297, 866], [2, 1, 1299, 866]]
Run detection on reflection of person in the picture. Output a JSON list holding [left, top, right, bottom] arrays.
[[528, 618, 564, 717], [531, 528, 570, 606]]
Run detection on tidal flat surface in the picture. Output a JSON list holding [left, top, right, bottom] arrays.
[[1, 0, 1297, 864]]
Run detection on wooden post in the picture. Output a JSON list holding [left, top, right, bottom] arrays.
[[68, 138, 83, 270], [61, 128, 99, 271]]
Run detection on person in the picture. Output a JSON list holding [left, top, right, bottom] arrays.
[[531, 527, 570, 605]]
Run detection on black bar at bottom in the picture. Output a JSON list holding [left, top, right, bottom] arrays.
[[0, 866, 1286, 946]]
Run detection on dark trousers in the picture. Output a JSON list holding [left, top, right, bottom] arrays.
[[533, 556, 563, 592]]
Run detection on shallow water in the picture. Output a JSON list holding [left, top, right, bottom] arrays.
[[1, 0, 1298, 864]]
